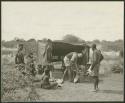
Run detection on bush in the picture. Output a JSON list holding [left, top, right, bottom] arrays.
[[119, 50, 123, 57], [62, 34, 85, 44], [1, 63, 40, 102]]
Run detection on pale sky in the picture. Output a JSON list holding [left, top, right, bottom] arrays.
[[2, 1, 124, 41]]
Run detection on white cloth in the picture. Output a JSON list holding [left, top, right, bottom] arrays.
[[56, 79, 63, 87], [87, 65, 92, 72], [87, 66, 94, 76], [70, 53, 77, 62], [74, 74, 79, 83], [64, 56, 70, 66]]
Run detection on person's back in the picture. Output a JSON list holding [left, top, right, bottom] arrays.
[[93, 49, 103, 65], [66, 52, 78, 61], [93, 49, 100, 64], [88, 44, 104, 92], [62, 52, 82, 83]]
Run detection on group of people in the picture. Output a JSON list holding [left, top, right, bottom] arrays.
[[61, 43, 103, 92], [15, 43, 103, 92], [15, 44, 62, 89], [15, 44, 36, 76]]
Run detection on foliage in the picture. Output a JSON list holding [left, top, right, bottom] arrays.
[[27, 38, 36, 42], [101, 39, 124, 52], [1, 50, 13, 55], [1, 40, 17, 48], [62, 34, 85, 44], [93, 39, 100, 44], [1, 36, 124, 52], [1, 61, 40, 102], [119, 49, 123, 57], [1, 39, 123, 101]]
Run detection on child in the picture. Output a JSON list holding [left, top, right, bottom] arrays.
[[41, 67, 58, 89], [26, 53, 36, 76]]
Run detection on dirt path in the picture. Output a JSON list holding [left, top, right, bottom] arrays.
[[34, 73, 124, 101]]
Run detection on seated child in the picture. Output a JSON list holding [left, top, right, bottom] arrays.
[[41, 67, 58, 89], [26, 53, 36, 76]]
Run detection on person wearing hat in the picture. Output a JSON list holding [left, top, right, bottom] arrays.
[[87, 44, 104, 92]]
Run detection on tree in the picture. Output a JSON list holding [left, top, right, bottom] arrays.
[[42, 38, 48, 42], [93, 39, 100, 44], [62, 34, 82, 43], [119, 49, 123, 58], [14, 37, 19, 41], [27, 38, 36, 42]]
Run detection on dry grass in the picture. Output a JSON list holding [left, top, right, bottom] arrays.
[[1, 52, 124, 102], [1, 61, 40, 102]]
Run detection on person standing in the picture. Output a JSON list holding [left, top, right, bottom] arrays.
[[88, 44, 104, 92], [15, 44, 25, 75], [42, 39, 53, 79]]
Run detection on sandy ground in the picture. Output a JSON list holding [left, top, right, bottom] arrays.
[[28, 73, 124, 102], [1, 62, 124, 102]]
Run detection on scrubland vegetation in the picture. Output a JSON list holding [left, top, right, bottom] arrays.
[[1, 34, 124, 102]]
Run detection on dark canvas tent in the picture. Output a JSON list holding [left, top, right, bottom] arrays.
[[37, 39, 90, 66]]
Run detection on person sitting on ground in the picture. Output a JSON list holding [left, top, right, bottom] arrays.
[[41, 67, 61, 89], [26, 52, 36, 76], [37, 64, 44, 74]]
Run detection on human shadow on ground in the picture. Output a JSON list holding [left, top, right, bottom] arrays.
[[80, 79, 103, 83], [98, 90, 123, 95]]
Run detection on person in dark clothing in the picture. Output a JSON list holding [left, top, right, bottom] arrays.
[[37, 64, 44, 75], [15, 44, 24, 64], [87, 44, 104, 92], [41, 67, 58, 89], [15, 44, 25, 75], [26, 53, 36, 76]]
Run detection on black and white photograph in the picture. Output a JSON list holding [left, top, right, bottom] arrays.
[[1, 1, 124, 102]]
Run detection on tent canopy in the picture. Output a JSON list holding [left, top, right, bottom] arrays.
[[37, 39, 90, 65]]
